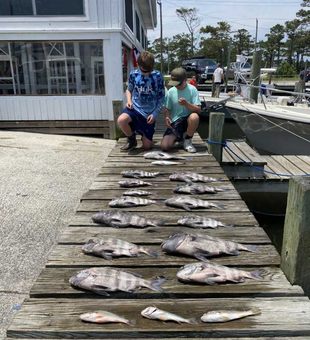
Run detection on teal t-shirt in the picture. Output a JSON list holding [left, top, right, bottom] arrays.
[[165, 84, 201, 122]]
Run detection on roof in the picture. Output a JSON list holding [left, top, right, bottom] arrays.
[[136, 0, 157, 29]]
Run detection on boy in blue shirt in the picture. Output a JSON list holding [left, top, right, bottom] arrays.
[[161, 67, 201, 153], [118, 51, 165, 151]]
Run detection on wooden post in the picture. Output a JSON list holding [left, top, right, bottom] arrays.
[[112, 99, 125, 140], [281, 177, 310, 296], [250, 50, 263, 103], [225, 39, 232, 93], [208, 112, 225, 163]]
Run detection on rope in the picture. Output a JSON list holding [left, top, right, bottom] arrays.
[[206, 138, 310, 177]]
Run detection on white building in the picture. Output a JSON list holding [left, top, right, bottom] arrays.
[[0, 0, 157, 137]]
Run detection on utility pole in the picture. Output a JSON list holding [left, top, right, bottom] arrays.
[[157, 0, 163, 74], [167, 38, 170, 75], [254, 18, 258, 51], [225, 39, 232, 93]]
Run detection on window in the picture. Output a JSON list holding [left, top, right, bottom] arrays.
[[0, 41, 105, 96], [0, 0, 84, 16], [125, 0, 133, 31], [135, 12, 140, 42]]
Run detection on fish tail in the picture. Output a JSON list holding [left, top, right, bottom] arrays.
[[142, 247, 159, 258], [148, 277, 166, 292], [152, 183, 159, 187], [216, 204, 226, 210], [250, 270, 263, 280], [127, 319, 137, 327], [225, 223, 234, 227], [155, 220, 166, 227], [250, 307, 262, 316], [188, 317, 199, 325], [215, 177, 223, 182], [245, 245, 260, 253]]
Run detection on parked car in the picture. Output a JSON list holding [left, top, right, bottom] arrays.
[[300, 67, 310, 82], [225, 61, 252, 80], [181, 57, 219, 84]]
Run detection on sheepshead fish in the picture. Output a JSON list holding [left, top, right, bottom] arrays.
[[177, 215, 233, 229], [161, 233, 259, 261], [69, 267, 165, 296], [201, 308, 261, 323], [151, 160, 182, 166], [80, 311, 135, 326], [177, 262, 262, 285], [169, 172, 221, 183], [109, 197, 157, 208], [121, 170, 160, 178], [141, 306, 198, 324], [173, 183, 229, 195], [91, 210, 165, 228], [119, 180, 157, 187], [144, 151, 188, 160], [164, 196, 225, 211], [123, 189, 153, 196], [82, 238, 158, 260]]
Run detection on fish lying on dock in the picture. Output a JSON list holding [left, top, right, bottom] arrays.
[[109, 197, 158, 208], [173, 183, 229, 195], [169, 172, 221, 183], [177, 215, 233, 229], [82, 238, 158, 260], [80, 311, 135, 326], [151, 160, 182, 166], [201, 308, 261, 323], [123, 189, 153, 196], [141, 306, 198, 324], [69, 267, 165, 296], [144, 151, 188, 160], [177, 262, 262, 285], [164, 196, 225, 211], [161, 233, 259, 261], [119, 180, 157, 187], [91, 210, 165, 228], [121, 170, 160, 178]]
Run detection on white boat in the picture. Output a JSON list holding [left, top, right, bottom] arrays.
[[225, 99, 310, 155]]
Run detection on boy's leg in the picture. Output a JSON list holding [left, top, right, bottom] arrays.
[[117, 113, 134, 136], [161, 134, 176, 151], [141, 135, 153, 150], [184, 113, 199, 153]]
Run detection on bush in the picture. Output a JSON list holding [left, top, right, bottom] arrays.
[[275, 61, 297, 76]]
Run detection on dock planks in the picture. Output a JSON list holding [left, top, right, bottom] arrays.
[[7, 127, 310, 339]]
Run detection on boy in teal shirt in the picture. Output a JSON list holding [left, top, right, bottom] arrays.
[[161, 67, 201, 153]]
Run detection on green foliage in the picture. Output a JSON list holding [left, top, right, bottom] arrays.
[[275, 61, 297, 76]]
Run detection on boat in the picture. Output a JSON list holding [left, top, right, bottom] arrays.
[[225, 99, 310, 155]]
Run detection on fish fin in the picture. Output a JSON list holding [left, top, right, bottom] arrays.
[[145, 249, 159, 258], [250, 270, 263, 280], [194, 252, 211, 262], [188, 317, 199, 325], [245, 245, 260, 253], [181, 204, 191, 211], [156, 220, 166, 227], [216, 204, 226, 210], [149, 277, 166, 292], [124, 271, 143, 278], [110, 220, 120, 229], [99, 251, 114, 261], [91, 286, 110, 296], [127, 319, 137, 327], [250, 307, 262, 316], [184, 178, 193, 183]]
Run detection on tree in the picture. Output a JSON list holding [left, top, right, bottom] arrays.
[[176, 7, 201, 56], [265, 24, 285, 66], [233, 29, 252, 55], [297, 0, 310, 25], [284, 19, 301, 66]]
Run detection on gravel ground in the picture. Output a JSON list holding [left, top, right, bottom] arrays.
[[0, 131, 116, 339]]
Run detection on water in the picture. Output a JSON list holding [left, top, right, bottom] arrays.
[[198, 115, 285, 254]]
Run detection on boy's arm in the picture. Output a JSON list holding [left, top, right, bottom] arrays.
[[126, 90, 133, 109], [165, 108, 172, 128], [179, 101, 201, 114], [150, 74, 166, 120]]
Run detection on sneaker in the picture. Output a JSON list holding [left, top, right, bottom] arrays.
[[121, 134, 137, 151], [183, 138, 196, 153]]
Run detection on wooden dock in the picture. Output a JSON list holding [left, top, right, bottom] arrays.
[[7, 131, 310, 339]]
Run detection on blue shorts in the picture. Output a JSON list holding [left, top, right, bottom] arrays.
[[121, 107, 155, 141]]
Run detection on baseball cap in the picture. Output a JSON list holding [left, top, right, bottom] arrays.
[[168, 67, 187, 86]]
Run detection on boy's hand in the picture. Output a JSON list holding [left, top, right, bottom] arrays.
[[126, 101, 133, 109], [147, 115, 155, 124], [165, 117, 172, 129], [178, 97, 188, 106]]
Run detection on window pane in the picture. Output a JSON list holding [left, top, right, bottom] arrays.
[[125, 0, 133, 31], [0, 0, 33, 16], [135, 12, 140, 42], [36, 0, 84, 15]]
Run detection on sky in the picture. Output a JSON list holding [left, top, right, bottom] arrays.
[[148, 0, 303, 43]]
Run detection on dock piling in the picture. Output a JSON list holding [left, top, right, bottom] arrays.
[[112, 99, 125, 140], [208, 112, 225, 163], [250, 50, 263, 103], [281, 177, 310, 295]]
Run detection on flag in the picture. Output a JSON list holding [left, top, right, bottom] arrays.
[[132, 45, 139, 68]]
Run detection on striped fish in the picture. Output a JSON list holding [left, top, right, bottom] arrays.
[[69, 267, 165, 296], [173, 183, 229, 195], [123, 189, 153, 196], [91, 210, 165, 228], [164, 196, 225, 211], [144, 151, 188, 160], [169, 172, 221, 183], [82, 238, 158, 260], [109, 197, 157, 208], [177, 215, 233, 229], [119, 180, 157, 187], [121, 170, 160, 178]]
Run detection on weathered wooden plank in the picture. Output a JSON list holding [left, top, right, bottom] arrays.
[[30, 266, 304, 298], [58, 226, 269, 244], [272, 155, 306, 176], [8, 338, 310, 340], [225, 141, 250, 164], [222, 147, 235, 163], [46, 244, 279, 267], [234, 142, 267, 165], [263, 163, 281, 180], [70, 211, 259, 226], [81, 188, 241, 200], [106, 155, 213, 163], [264, 156, 291, 180], [102, 162, 214, 168], [285, 155, 310, 174], [298, 155, 310, 167], [8, 297, 310, 338], [77, 199, 249, 213]]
